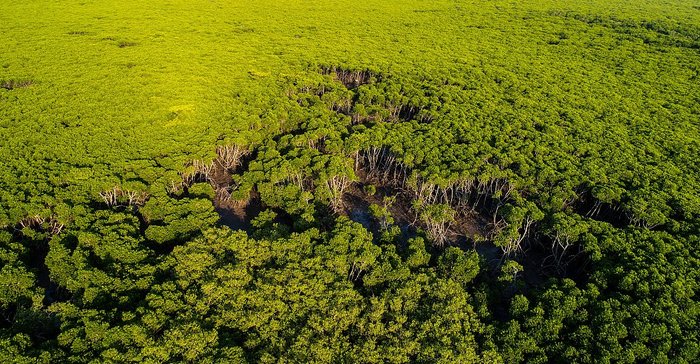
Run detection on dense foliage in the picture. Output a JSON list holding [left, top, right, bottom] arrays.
[[1, 0, 699, 362]]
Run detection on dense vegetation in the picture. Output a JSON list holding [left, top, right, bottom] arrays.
[[1, 0, 699, 362]]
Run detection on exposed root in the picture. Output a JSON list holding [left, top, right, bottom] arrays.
[[320, 65, 377, 89], [326, 175, 351, 214], [18, 215, 65, 236], [216, 144, 250, 171], [99, 187, 149, 207]]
